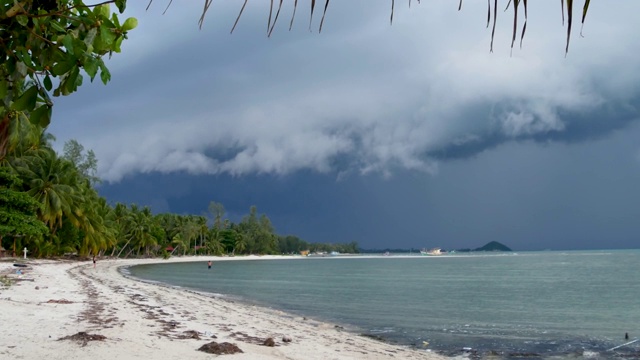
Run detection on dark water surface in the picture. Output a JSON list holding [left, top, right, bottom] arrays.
[[127, 250, 640, 359]]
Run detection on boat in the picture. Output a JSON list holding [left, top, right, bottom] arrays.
[[307, 251, 328, 257], [420, 248, 444, 256]]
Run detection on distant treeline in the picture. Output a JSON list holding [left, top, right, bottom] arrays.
[[278, 236, 359, 254]]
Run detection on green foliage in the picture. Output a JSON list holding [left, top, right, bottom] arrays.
[[1, 0, 136, 158], [277, 235, 309, 254], [0, 166, 48, 240], [62, 139, 100, 184], [308, 241, 359, 254]]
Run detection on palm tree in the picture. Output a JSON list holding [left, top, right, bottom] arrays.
[[129, 206, 158, 257], [14, 149, 83, 236], [78, 191, 117, 257], [110, 202, 132, 257], [171, 232, 189, 256], [183, 218, 201, 255], [233, 232, 247, 255], [206, 228, 225, 255], [1, 116, 42, 164]]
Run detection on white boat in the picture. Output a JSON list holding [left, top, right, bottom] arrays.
[[420, 248, 443, 256]]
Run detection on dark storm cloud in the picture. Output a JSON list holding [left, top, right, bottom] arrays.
[[430, 95, 640, 160]]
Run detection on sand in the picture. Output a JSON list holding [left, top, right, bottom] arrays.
[[0, 256, 445, 360]]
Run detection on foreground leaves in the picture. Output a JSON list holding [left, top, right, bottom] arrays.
[[1, 1, 137, 159], [147, 0, 591, 53]]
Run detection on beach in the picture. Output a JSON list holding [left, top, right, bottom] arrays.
[[0, 256, 445, 360]]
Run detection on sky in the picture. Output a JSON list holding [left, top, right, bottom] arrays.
[[50, 1, 640, 251]]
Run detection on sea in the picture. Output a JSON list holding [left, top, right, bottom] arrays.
[[126, 250, 640, 359]]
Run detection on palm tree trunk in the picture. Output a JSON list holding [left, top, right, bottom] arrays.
[[116, 238, 132, 258]]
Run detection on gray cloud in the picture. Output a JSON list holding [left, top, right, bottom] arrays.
[[50, 1, 640, 182]]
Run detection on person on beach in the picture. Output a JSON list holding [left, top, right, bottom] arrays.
[[207, 260, 212, 269], [93, 255, 96, 269]]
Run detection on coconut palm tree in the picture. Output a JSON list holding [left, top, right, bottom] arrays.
[[78, 190, 117, 256], [128, 205, 158, 257], [171, 232, 189, 256], [14, 149, 83, 236], [233, 232, 247, 255], [110, 202, 132, 257], [206, 228, 225, 255]]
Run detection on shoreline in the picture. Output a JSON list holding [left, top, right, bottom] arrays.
[[0, 256, 445, 359]]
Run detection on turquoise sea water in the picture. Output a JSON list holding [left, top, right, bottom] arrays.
[[127, 250, 640, 358]]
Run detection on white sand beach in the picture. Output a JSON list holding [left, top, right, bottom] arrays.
[[0, 256, 445, 360]]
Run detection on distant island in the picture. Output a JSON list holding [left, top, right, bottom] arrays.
[[453, 241, 512, 253], [472, 241, 512, 252], [361, 241, 512, 254]]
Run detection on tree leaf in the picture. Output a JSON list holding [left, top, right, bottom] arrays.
[[43, 75, 53, 91], [122, 17, 138, 31], [29, 105, 52, 127], [63, 34, 75, 56], [50, 21, 66, 33], [64, 66, 80, 95], [12, 86, 39, 112], [114, 36, 123, 53], [83, 57, 99, 80], [52, 60, 75, 76], [97, 4, 111, 19], [16, 15, 29, 26], [100, 24, 116, 46], [99, 62, 111, 85], [116, 0, 127, 13]]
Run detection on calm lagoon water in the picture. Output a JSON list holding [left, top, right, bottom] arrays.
[[127, 250, 640, 359]]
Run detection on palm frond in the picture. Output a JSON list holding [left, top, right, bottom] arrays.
[[145, 0, 592, 53], [565, 0, 573, 54], [580, 0, 590, 36]]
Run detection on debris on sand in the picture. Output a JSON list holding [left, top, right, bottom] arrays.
[[176, 330, 201, 340], [46, 299, 74, 304], [58, 332, 107, 347], [198, 341, 243, 355], [263, 337, 275, 347]]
